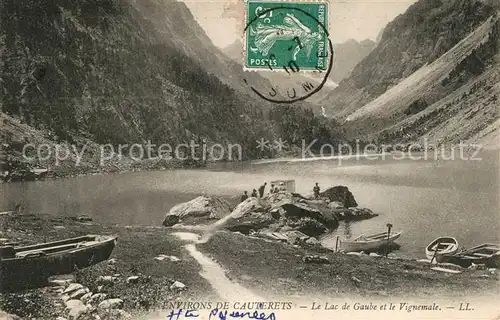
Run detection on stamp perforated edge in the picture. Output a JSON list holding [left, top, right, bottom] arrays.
[[242, 0, 330, 73]]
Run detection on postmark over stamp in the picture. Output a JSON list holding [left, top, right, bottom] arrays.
[[244, 0, 329, 72]]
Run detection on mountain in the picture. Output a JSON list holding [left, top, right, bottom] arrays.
[[330, 39, 376, 83], [0, 0, 342, 175], [321, 0, 499, 145], [223, 40, 244, 65], [127, 0, 271, 95], [223, 38, 375, 87], [0, 0, 264, 149], [222, 39, 341, 106]]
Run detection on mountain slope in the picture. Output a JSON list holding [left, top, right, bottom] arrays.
[[129, 0, 271, 95], [344, 13, 500, 144], [0, 0, 343, 176], [0, 0, 284, 164], [322, 0, 497, 119], [330, 39, 375, 83]]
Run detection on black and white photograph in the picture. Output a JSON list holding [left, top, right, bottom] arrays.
[[0, 0, 499, 319]]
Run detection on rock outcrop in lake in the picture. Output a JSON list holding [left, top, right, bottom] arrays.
[[193, 186, 378, 237], [222, 197, 274, 234], [162, 196, 232, 227], [162, 186, 378, 233], [320, 186, 358, 208]]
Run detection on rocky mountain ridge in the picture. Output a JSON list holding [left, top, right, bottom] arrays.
[[321, 0, 499, 145]]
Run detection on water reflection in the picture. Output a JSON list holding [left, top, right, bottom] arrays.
[[343, 221, 352, 239]]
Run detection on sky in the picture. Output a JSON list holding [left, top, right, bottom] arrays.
[[181, 0, 419, 49]]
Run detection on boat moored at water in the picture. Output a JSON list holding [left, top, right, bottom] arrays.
[[0, 234, 117, 291], [441, 243, 500, 268], [425, 237, 459, 262], [339, 231, 402, 253]]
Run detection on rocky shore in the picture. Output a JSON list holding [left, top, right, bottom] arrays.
[[0, 213, 217, 319], [1, 192, 498, 319]]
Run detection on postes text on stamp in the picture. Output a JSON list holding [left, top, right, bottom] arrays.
[[244, 0, 329, 72]]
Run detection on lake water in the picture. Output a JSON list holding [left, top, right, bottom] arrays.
[[1, 150, 498, 258]]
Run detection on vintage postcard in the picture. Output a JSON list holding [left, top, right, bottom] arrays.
[[1, 0, 499, 319]]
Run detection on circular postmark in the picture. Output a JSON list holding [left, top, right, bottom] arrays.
[[243, 4, 334, 104]]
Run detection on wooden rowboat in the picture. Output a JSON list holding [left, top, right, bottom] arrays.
[[0, 235, 117, 292], [339, 231, 402, 252], [425, 237, 459, 261], [442, 243, 500, 268]]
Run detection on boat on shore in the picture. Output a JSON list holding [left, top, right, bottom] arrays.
[[441, 243, 500, 268], [0, 235, 117, 291], [425, 237, 459, 262], [339, 231, 402, 252]]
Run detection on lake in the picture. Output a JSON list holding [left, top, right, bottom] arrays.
[[1, 150, 498, 258]]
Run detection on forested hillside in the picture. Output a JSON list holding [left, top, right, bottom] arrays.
[[0, 0, 343, 180]]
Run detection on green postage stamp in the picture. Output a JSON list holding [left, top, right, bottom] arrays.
[[244, 0, 329, 71]]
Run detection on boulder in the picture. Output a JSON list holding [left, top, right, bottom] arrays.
[[320, 186, 358, 208], [80, 292, 93, 304], [50, 279, 72, 287], [255, 230, 288, 242], [163, 196, 232, 226], [282, 230, 310, 245], [60, 294, 71, 302], [65, 299, 89, 319], [170, 281, 186, 290], [97, 275, 117, 285], [277, 201, 338, 229], [265, 192, 295, 205], [305, 237, 321, 246], [221, 193, 341, 236], [98, 298, 124, 310], [222, 198, 274, 234], [327, 201, 344, 209], [63, 283, 84, 294], [89, 293, 108, 305], [334, 207, 378, 221], [0, 311, 21, 320], [291, 217, 328, 237], [126, 276, 140, 284], [69, 287, 89, 300]]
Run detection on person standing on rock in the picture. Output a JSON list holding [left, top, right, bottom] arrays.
[[240, 191, 248, 202], [313, 182, 320, 199], [251, 189, 258, 198], [258, 182, 267, 198]]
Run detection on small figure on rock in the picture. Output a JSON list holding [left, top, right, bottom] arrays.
[[251, 189, 258, 198], [279, 181, 286, 192], [269, 184, 275, 194], [258, 182, 267, 198], [313, 182, 320, 199], [240, 191, 248, 202]]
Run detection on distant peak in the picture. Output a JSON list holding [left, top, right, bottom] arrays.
[[360, 38, 376, 45], [225, 39, 243, 49]]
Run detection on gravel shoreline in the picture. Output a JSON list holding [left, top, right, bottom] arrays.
[[0, 212, 498, 319]]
